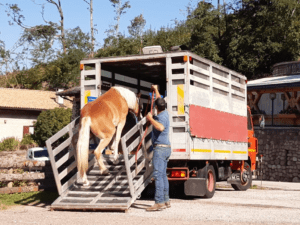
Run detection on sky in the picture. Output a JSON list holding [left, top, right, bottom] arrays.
[[0, 0, 218, 66]]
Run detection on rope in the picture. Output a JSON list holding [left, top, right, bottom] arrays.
[[135, 90, 155, 174]]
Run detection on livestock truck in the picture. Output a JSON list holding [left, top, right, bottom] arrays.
[[78, 46, 258, 199]]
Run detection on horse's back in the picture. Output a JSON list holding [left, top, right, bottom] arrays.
[[80, 88, 128, 137]]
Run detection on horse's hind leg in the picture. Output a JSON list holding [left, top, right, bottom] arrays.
[[113, 120, 126, 164], [94, 137, 113, 175]]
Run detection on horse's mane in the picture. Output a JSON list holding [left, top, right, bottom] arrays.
[[112, 86, 137, 110]]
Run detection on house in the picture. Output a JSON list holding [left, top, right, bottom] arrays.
[[0, 88, 73, 141], [247, 61, 300, 126]]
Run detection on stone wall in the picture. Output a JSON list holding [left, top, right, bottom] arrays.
[[255, 127, 300, 182]]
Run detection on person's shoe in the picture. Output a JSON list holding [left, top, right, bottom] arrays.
[[146, 203, 166, 211], [165, 201, 171, 208]]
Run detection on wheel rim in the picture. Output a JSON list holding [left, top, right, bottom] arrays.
[[207, 171, 214, 192], [241, 165, 250, 185]]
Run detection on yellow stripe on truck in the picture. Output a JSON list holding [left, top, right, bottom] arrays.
[[248, 149, 256, 152], [192, 149, 212, 153], [177, 84, 184, 115], [214, 150, 231, 153], [84, 90, 91, 104], [233, 151, 247, 154]]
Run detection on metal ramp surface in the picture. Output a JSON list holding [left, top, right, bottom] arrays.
[[46, 117, 153, 212]]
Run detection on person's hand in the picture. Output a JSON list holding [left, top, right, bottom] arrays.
[[151, 85, 158, 91], [146, 112, 153, 120]]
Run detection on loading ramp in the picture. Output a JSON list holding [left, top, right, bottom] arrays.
[[46, 117, 153, 212]]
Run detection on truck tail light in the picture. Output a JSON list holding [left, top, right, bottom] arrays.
[[171, 170, 186, 178], [167, 168, 189, 180]]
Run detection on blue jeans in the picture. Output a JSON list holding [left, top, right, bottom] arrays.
[[152, 146, 171, 204]]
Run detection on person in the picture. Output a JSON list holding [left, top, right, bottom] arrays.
[[259, 115, 265, 128], [145, 85, 171, 211]]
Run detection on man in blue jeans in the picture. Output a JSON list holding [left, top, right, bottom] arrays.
[[146, 85, 171, 211]]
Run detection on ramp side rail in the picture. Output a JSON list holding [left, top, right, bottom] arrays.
[[121, 116, 153, 201], [45, 117, 96, 195]]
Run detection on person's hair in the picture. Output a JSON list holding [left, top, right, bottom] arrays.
[[155, 98, 166, 111]]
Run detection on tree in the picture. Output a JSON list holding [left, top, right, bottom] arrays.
[[21, 24, 58, 65], [128, 14, 146, 54], [223, 0, 300, 79], [108, 0, 131, 38], [186, 2, 223, 64], [45, 0, 67, 54], [33, 107, 72, 146], [186, 0, 300, 79], [128, 14, 146, 38], [82, 0, 95, 57], [14, 27, 90, 90]]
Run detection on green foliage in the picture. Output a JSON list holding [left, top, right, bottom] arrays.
[[16, 66, 46, 89], [143, 23, 191, 52], [97, 22, 191, 58], [33, 108, 72, 146], [20, 134, 37, 150], [186, 2, 223, 64], [96, 35, 140, 57], [222, 0, 300, 78], [0, 137, 20, 152], [128, 14, 146, 38], [186, 0, 300, 79], [45, 49, 84, 89]]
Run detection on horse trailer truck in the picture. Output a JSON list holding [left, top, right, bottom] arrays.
[[46, 47, 257, 211], [79, 46, 258, 198]]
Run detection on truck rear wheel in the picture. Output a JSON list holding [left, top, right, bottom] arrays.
[[231, 162, 252, 191], [203, 165, 216, 198]]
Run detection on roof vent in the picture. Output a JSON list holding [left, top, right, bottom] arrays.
[[56, 89, 64, 105], [142, 46, 163, 54]]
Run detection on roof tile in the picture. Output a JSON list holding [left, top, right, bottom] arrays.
[[0, 88, 73, 110]]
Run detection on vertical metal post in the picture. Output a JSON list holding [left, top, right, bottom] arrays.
[[272, 99, 274, 126]]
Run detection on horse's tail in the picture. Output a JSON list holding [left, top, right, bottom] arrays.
[[76, 116, 91, 178]]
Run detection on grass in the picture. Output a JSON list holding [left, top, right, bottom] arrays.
[[0, 191, 59, 210]]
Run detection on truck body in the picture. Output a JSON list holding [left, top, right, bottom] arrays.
[[78, 48, 258, 198]]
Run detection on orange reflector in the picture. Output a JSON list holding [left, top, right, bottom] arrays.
[[183, 55, 188, 62], [80, 64, 84, 70], [171, 170, 186, 178], [173, 149, 186, 152]]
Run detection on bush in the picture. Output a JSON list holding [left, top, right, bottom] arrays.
[[0, 137, 20, 151], [20, 134, 38, 150], [33, 107, 72, 146]]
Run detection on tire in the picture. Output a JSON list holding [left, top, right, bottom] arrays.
[[231, 162, 252, 191], [203, 165, 216, 198]]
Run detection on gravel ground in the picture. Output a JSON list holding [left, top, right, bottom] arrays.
[[1, 188, 300, 225]]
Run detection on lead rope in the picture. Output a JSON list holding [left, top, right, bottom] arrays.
[[135, 90, 155, 174]]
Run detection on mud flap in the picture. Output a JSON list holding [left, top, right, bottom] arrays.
[[184, 178, 206, 196]]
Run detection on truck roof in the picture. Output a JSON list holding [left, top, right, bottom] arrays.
[[81, 50, 246, 81]]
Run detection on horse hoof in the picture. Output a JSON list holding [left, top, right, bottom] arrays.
[[83, 181, 90, 187], [101, 169, 110, 175], [113, 159, 119, 165]]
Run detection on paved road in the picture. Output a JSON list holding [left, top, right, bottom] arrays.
[[2, 187, 300, 225]]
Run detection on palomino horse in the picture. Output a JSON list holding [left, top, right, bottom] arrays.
[[76, 86, 141, 186]]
